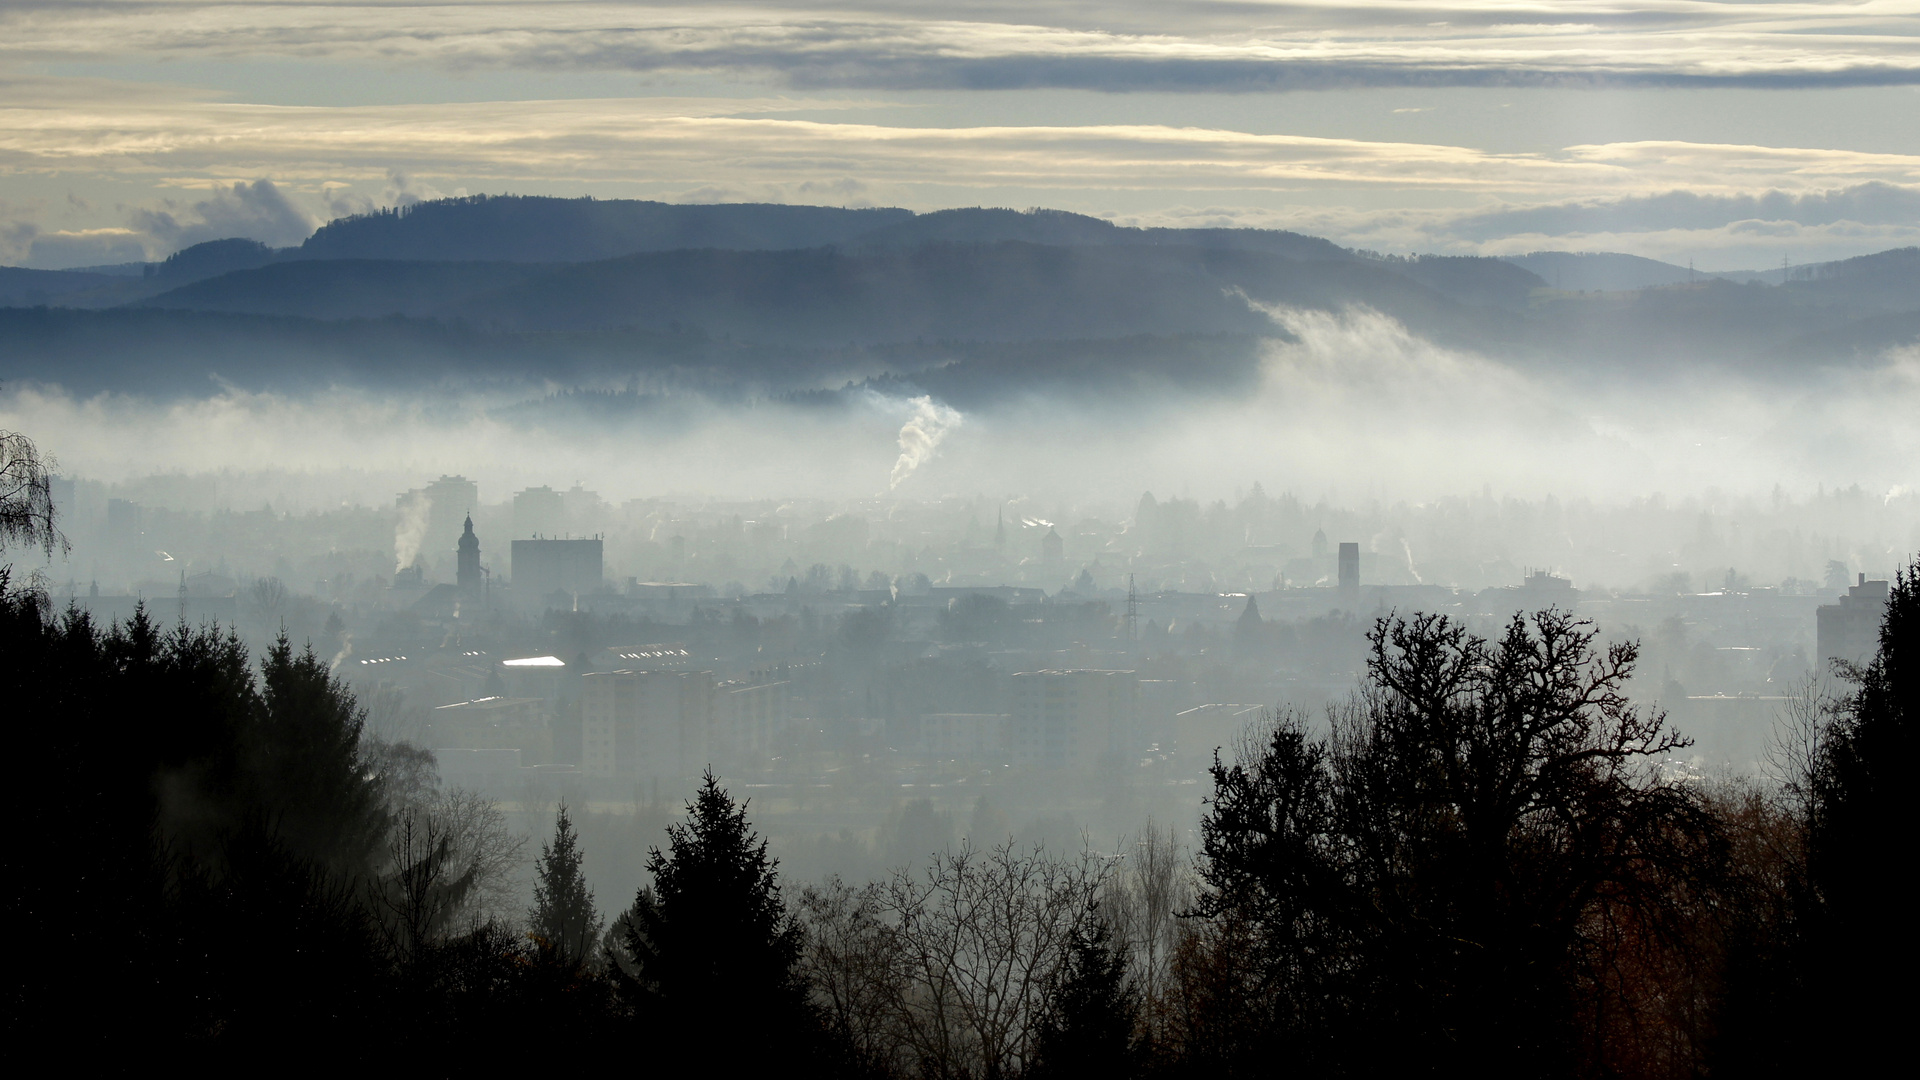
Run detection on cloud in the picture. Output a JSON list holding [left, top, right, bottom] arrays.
[[3, 2, 1918, 91], [11, 179, 321, 268], [0, 93, 1637, 191], [18, 227, 150, 269], [128, 179, 321, 253], [1448, 182, 1920, 240]]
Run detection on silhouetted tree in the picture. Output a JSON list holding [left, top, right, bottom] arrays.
[[530, 804, 602, 968], [1, 582, 394, 1052], [0, 428, 64, 558], [1197, 610, 1717, 1076], [1800, 557, 1918, 1071], [614, 771, 815, 1067], [1028, 915, 1141, 1080]]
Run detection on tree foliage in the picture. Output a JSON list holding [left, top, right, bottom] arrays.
[[614, 771, 813, 1064], [1798, 556, 1919, 1069], [1196, 610, 1718, 1075], [530, 804, 603, 968], [0, 429, 64, 559]]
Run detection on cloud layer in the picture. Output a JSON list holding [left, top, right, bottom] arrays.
[[5, 1, 1919, 91], [1, 3, 1917, 267]]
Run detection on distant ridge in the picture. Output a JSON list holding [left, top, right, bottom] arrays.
[[1500, 251, 1704, 292], [850, 206, 1350, 262], [296, 195, 915, 262]]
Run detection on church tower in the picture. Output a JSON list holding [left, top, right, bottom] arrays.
[[457, 514, 482, 596]]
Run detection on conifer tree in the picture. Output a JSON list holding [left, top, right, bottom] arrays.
[[1028, 915, 1141, 1080], [529, 804, 602, 968], [1802, 556, 1918, 1070], [615, 771, 812, 1061]]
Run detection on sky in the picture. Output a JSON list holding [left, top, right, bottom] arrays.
[[3, 1, 1919, 270]]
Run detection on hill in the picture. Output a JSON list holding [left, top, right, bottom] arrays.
[[1500, 251, 1703, 292], [138, 241, 1498, 346], [294, 195, 915, 262]]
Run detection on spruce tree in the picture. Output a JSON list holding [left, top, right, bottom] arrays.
[[615, 772, 812, 1061], [1803, 556, 1918, 1070], [529, 804, 602, 968]]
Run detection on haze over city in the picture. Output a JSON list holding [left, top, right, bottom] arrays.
[[2, 1, 1915, 1074]]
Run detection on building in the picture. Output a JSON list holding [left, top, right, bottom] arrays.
[[1818, 574, 1890, 671], [580, 668, 715, 781], [919, 713, 1012, 761], [1009, 669, 1138, 770], [1041, 527, 1064, 566], [717, 674, 795, 761], [511, 537, 604, 607], [398, 475, 478, 562], [427, 695, 550, 763], [1338, 542, 1360, 600], [513, 485, 567, 538], [498, 654, 570, 700]]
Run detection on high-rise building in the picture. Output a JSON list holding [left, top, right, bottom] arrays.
[[1818, 574, 1889, 671], [397, 475, 478, 568], [512, 485, 566, 538], [511, 537, 604, 606], [1338, 542, 1360, 599], [580, 669, 715, 781], [1009, 669, 1138, 770]]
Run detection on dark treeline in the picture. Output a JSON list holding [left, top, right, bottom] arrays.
[[2, 561, 1911, 1075]]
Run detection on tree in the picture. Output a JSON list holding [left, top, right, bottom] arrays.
[[1197, 610, 1717, 1075], [613, 771, 813, 1064], [876, 841, 1103, 1080], [529, 804, 602, 968], [1799, 556, 1918, 1070], [0, 429, 64, 558], [1027, 915, 1141, 1080]]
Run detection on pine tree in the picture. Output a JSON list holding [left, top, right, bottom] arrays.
[[529, 804, 602, 968], [615, 771, 812, 1061]]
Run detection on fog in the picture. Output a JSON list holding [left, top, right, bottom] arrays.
[[13, 303, 1920, 511]]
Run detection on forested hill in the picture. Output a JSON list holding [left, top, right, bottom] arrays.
[[3, 196, 1917, 400], [135, 242, 1516, 344], [298, 196, 915, 262]]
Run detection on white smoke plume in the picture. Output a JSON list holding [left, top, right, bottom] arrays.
[[394, 490, 429, 572], [889, 395, 963, 490]]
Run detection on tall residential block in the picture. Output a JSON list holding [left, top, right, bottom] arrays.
[[1009, 669, 1138, 770], [580, 669, 714, 782]]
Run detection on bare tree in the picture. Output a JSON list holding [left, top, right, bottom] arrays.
[[244, 575, 290, 622], [1766, 674, 1835, 825], [0, 429, 65, 558], [430, 787, 527, 925], [878, 841, 1105, 1080], [371, 809, 478, 963], [798, 877, 908, 1074], [1097, 820, 1193, 1041]]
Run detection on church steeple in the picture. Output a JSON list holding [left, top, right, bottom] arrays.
[[456, 513, 481, 596]]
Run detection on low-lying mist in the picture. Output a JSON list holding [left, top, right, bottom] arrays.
[[10, 303, 1918, 516]]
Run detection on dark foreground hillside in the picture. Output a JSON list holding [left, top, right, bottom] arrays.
[[4, 568, 1913, 1075]]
